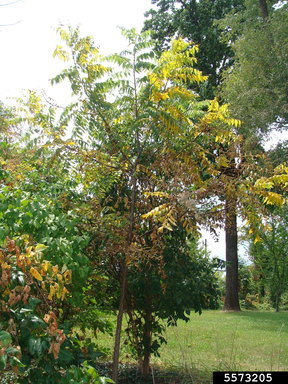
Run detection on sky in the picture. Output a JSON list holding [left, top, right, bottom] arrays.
[[0, 0, 267, 261], [0, 0, 151, 102]]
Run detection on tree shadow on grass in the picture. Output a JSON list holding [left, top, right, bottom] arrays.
[[224, 310, 288, 332]]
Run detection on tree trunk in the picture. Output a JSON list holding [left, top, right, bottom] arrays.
[[223, 194, 241, 311], [139, 354, 151, 377], [259, 278, 265, 298], [259, 0, 269, 21], [112, 173, 137, 382], [275, 299, 279, 312], [139, 311, 152, 376], [112, 261, 128, 382]]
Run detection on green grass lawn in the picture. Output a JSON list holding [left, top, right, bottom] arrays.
[[95, 310, 288, 383], [155, 310, 288, 382]]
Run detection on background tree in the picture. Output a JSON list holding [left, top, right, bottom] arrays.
[[144, 0, 245, 99], [244, 141, 288, 312], [220, 0, 288, 132], [219, 0, 288, 309], [144, 0, 288, 311], [143, 0, 250, 312], [249, 205, 288, 312]]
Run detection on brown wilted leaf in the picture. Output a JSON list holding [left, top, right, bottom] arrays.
[[48, 341, 61, 359]]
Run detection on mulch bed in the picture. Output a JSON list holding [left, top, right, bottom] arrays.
[[95, 362, 191, 384]]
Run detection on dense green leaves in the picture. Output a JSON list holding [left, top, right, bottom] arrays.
[[125, 232, 220, 357], [61, 362, 114, 384], [249, 206, 288, 312], [144, 0, 245, 98], [0, 180, 89, 293], [0, 237, 110, 383], [220, 0, 288, 132]]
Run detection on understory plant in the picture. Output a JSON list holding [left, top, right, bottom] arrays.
[[0, 237, 112, 383]]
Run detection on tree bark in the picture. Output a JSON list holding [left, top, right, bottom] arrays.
[[275, 297, 279, 312], [112, 173, 137, 382], [139, 311, 152, 376], [139, 354, 151, 377], [111, 261, 128, 382], [259, 0, 269, 21], [223, 194, 241, 311]]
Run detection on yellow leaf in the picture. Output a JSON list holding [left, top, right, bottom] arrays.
[[48, 285, 56, 300], [63, 270, 72, 284], [254, 178, 274, 190], [216, 156, 229, 168], [41, 260, 50, 273], [60, 287, 69, 301], [30, 267, 43, 281], [144, 191, 170, 199], [65, 140, 76, 146], [26, 246, 33, 254], [254, 235, 262, 244], [1, 262, 11, 269], [164, 222, 173, 231], [142, 204, 168, 219], [52, 265, 59, 276], [35, 244, 48, 253], [57, 273, 63, 282], [274, 163, 288, 174], [263, 192, 285, 206]]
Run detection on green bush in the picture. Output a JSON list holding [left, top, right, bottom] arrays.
[[0, 237, 112, 383]]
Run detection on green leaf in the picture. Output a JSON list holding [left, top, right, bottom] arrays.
[[28, 338, 44, 357], [11, 270, 25, 286], [6, 347, 20, 355], [27, 297, 42, 308], [100, 378, 115, 384], [29, 316, 46, 328], [87, 366, 99, 379], [20, 199, 30, 207], [0, 354, 7, 370], [10, 356, 25, 367], [100, 377, 115, 384], [19, 308, 33, 314], [0, 331, 12, 347], [35, 244, 48, 252], [58, 348, 74, 364]]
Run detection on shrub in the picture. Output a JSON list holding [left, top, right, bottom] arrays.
[[0, 237, 112, 383]]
